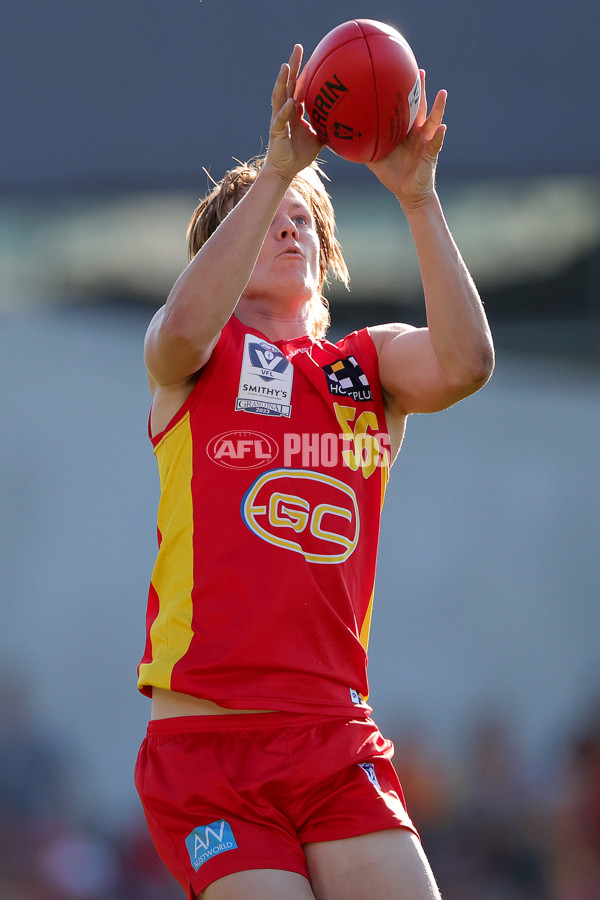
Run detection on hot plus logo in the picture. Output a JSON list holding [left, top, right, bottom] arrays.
[[322, 357, 372, 402], [185, 820, 238, 872], [207, 431, 278, 470]]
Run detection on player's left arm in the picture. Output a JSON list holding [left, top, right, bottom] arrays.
[[369, 193, 494, 414], [367, 72, 494, 416]]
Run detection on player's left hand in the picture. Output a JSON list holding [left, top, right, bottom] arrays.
[[367, 71, 447, 210]]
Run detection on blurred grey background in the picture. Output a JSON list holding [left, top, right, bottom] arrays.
[[1, 1, 599, 897]]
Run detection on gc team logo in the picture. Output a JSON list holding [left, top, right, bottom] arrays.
[[207, 431, 278, 469], [241, 468, 359, 564]]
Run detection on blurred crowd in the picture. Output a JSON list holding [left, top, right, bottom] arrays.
[[1, 678, 599, 899], [391, 702, 600, 900]]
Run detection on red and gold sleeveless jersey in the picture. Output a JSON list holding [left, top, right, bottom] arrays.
[[138, 315, 392, 717]]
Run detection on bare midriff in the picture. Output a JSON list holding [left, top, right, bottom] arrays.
[[151, 687, 276, 719]]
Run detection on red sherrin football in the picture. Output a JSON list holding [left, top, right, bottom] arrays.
[[296, 19, 421, 163]]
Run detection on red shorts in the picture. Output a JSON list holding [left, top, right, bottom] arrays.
[[135, 712, 418, 897]]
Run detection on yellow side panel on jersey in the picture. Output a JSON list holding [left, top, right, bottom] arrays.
[[138, 412, 195, 690], [357, 462, 390, 694], [359, 587, 375, 652]]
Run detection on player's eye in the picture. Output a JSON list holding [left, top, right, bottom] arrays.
[[294, 214, 310, 225]]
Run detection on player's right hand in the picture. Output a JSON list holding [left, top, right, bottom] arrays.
[[265, 45, 324, 182]]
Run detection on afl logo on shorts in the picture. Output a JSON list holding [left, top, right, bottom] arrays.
[[207, 431, 278, 469], [241, 468, 359, 564]]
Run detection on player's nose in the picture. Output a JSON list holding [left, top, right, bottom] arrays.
[[276, 214, 298, 240]]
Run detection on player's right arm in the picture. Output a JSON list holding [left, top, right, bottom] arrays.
[[144, 168, 289, 386], [144, 44, 323, 389]]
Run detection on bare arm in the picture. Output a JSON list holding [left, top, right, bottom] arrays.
[[368, 73, 494, 416], [144, 44, 324, 388], [144, 167, 291, 386]]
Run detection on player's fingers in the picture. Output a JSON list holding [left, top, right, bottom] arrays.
[[415, 69, 428, 128], [428, 123, 447, 159], [429, 89, 447, 127], [270, 97, 295, 136], [271, 62, 290, 117], [421, 90, 446, 145], [287, 44, 303, 98]]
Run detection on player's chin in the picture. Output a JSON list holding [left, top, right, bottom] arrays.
[[278, 276, 320, 302]]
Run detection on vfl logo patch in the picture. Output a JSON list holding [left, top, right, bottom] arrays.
[[185, 820, 238, 872], [236, 334, 293, 417], [248, 341, 289, 377], [323, 357, 372, 402]]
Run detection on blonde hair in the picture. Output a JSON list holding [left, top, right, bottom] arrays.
[[186, 156, 349, 339]]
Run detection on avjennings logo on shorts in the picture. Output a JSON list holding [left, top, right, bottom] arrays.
[[185, 820, 238, 871], [236, 334, 293, 417], [322, 356, 372, 402]]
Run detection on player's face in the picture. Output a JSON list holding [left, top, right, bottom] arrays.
[[242, 188, 321, 304]]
